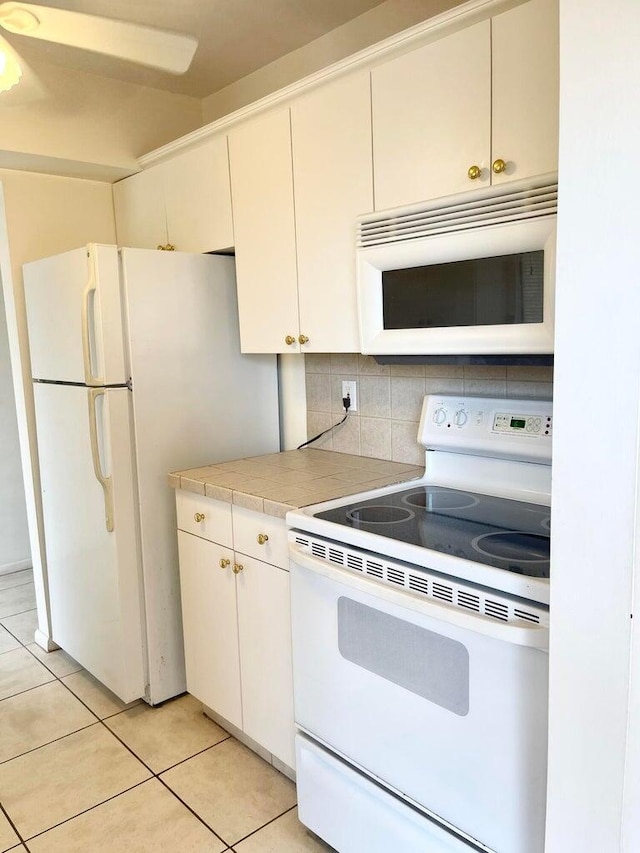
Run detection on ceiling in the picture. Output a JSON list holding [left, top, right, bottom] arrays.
[[0, 0, 410, 99]]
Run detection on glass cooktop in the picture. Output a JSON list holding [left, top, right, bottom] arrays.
[[314, 485, 550, 579]]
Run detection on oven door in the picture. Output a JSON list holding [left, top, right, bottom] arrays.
[[290, 544, 549, 853]]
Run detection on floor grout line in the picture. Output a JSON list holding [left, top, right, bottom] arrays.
[[20, 641, 81, 676], [155, 772, 229, 847], [0, 676, 57, 705], [229, 803, 299, 847], [154, 732, 233, 775], [0, 800, 26, 848], [0, 717, 99, 767], [0, 605, 38, 622], [20, 778, 152, 845]]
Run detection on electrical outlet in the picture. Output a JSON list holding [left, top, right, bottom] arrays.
[[342, 380, 357, 412]]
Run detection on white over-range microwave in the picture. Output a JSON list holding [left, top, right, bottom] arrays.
[[356, 175, 557, 357]]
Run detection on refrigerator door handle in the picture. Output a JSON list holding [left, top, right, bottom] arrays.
[[81, 249, 103, 386], [88, 388, 114, 532]]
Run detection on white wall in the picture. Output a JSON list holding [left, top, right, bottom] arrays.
[[0, 273, 29, 573], [0, 170, 116, 645], [546, 1, 640, 850]]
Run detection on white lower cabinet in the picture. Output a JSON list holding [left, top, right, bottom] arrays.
[[236, 552, 294, 766], [177, 530, 241, 727], [175, 491, 295, 770]]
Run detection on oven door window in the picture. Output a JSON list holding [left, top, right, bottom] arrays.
[[382, 250, 544, 329], [337, 597, 469, 716]]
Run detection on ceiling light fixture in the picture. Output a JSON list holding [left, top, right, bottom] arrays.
[[0, 46, 21, 91]]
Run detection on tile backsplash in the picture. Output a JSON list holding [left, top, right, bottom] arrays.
[[305, 354, 553, 465]]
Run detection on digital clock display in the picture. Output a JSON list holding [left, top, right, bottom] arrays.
[[510, 418, 526, 429]]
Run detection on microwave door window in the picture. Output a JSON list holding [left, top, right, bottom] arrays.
[[381, 250, 544, 329]]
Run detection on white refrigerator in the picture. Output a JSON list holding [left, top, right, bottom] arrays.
[[23, 245, 280, 705]]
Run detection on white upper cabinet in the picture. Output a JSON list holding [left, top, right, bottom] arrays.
[[114, 137, 234, 253], [230, 73, 374, 355], [371, 0, 558, 211], [228, 109, 300, 354], [291, 71, 374, 353], [372, 21, 491, 211], [113, 167, 167, 250], [491, 0, 559, 185]]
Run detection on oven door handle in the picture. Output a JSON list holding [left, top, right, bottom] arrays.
[[289, 544, 549, 652]]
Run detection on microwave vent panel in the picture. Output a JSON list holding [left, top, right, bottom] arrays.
[[359, 180, 558, 248]]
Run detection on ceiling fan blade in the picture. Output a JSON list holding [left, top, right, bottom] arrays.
[[0, 2, 198, 74]]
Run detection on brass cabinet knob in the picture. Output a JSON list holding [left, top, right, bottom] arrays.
[[257, 533, 269, 545], [219, 558, 231, 569], [233, 562, 244, 574], [284, 335, 296, 345], [157, 244, 176, 251], [298, 334, 309, 345], [492, 158, 507, 174], [194, 512, 205, 523], [467, 165, 482, 180]]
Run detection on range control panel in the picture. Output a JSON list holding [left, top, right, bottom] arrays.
[[493, 411, 552, 436], [419, 395, 553, 463]]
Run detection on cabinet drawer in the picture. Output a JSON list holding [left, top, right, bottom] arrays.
[[232, 506, 289, 569], [176, 490, 233, 545]]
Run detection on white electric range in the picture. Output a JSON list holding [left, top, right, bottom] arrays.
[[287, 395, 552, 853]]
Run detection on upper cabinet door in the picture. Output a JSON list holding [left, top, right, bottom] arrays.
[[228, 109, 300, 354], [291, 72, 373, 353], [113, 167, 167, 250], [113, 137, 234, 254], [163, 138, 234, 253], [491, 0, 559, 185], [372, 21, 491, 211]]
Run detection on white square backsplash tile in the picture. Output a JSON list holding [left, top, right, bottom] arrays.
[[359, 375, 391, 418], [391, 377, 426, 422], [304, 355, 553, 464], [360, 417, 392, 460]]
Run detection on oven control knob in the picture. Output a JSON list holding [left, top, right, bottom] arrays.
[[454, 409, 468, 427], [433, 407, 447, 425]]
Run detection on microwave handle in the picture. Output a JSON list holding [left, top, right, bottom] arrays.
[[289, 543, 548, 652]]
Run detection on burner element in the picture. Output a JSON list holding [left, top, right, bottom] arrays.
[[402, 487, 480, 512], [346, 505, 415, 526], [472, 531, 550, 563]]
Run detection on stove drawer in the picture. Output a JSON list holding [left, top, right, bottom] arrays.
[[296, 733, 470, 853]]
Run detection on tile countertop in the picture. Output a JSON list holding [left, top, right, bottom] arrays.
[[169, 449, 424, 520]]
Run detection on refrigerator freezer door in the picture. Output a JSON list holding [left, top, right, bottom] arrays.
[[24, 244, 127, 385], [120, 248, 279, 703], [33, 382, 145, 702]]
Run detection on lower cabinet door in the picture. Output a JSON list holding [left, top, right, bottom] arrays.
[[236, 554, 296, 769], [177, 531, 242, 729]]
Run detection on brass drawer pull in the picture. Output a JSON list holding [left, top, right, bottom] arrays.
[[233, 562, 244, 574], [219, 558, 231, 569], [257, 533, 269, 545], [194, 512, 205, 523]]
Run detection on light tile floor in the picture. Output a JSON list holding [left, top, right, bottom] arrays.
[[0, 569, 332, 853]]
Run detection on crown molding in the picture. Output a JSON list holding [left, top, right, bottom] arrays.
[[139, 0, 524, 171]]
